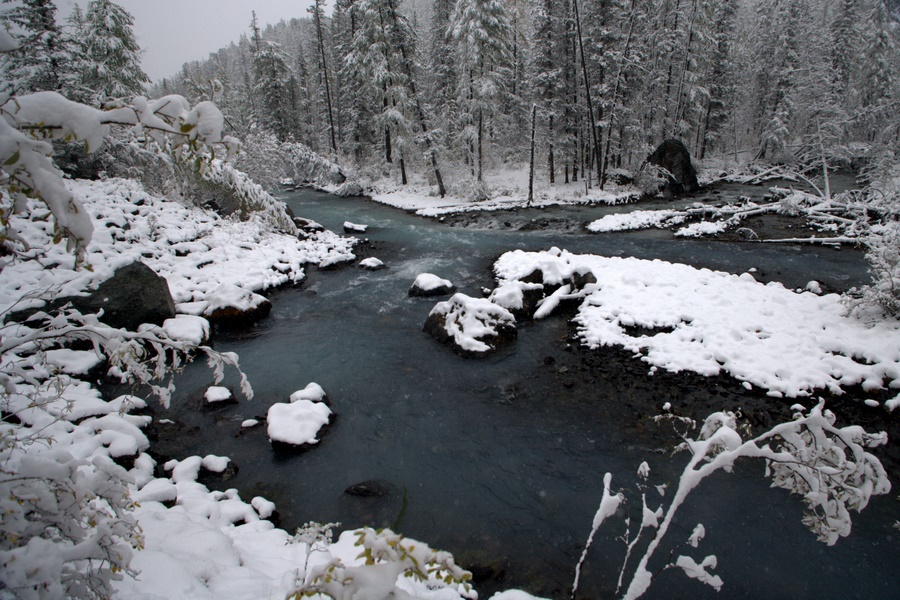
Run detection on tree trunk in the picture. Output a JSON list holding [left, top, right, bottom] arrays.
[[528, 104, 537, 205], [311, 0, 338, 157], [573, 0, 601, 187]]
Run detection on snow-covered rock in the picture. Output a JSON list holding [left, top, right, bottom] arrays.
[[267, 400, 333, 448], [204, 386, 234, 405], [162, 315, 210, 345], [343, 221, 368, 233], [290, 382, 327, 403], [360, 257, 385, 270], [409, 273, 456, 297], [586, 209, 686, 233], [203, 283, 272, 324], [424, 293, 517, 355]]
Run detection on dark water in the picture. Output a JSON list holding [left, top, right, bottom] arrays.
[[151, 185, 897, 599]]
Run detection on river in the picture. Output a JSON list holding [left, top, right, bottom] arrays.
[[147, 182, 897, 599]]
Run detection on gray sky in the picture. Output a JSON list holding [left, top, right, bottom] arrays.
[[58, 1, 326, 82]]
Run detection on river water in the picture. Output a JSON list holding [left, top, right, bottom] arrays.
[[150, 183, 898, 599]]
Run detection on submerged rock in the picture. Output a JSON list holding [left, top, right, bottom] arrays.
[[344, 479, 394, 497], [646, 139, 700, 196]]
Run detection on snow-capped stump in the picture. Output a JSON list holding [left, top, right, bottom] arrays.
[[424, 293, 517, 356], [343, 221, 368, 233], [203, 283, 272, 324], [359, 257, 385, 270], [204, 386, 236, 406], [409, 273, 456, 297], [267, 385, 333, 450]]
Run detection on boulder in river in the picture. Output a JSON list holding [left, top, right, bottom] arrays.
[[424, 293, 517, 356], [71, 261, 176, 331], [203, 283, 272, 325], [409, 273, 456, 297], [646, 139, 700, 197]]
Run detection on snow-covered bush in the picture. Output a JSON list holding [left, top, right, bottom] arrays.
[[0, 305, 251, 597], [0, 91, 240, 261], [289, 527, 474, 599], [574, 401, 890, 599], [235, 129, 347, 191]]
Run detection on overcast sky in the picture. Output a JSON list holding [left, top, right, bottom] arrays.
[[58, 1, 328, 82]]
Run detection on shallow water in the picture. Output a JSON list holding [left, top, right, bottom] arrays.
[[151, 185, 897, 599]]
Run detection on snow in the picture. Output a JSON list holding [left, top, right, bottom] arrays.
[[494, 249, 900, 403], [367, 166, 638, 215], [241, 419, 260, 428], [412, 273, 454, 293], [290, 382, 327, 403], [675, 220, 729, 237], [204, 283, 269, 317], [162, 315, 210, 345], [360, 257, 385, 270], [0, 178, 355, 317], [43, 348, 102, 375], [344, 220, 368, 233], [204, 386, 233, 404], [587, 209, 686, 232], [267, 400, 332, 446], [428, 293, 516, 353]]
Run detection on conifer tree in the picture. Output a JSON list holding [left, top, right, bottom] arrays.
[[81, 0, 149, 104]]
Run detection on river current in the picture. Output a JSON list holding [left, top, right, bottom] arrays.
[[149, 183, 897, 599]]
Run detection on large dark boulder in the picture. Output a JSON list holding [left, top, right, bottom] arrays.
[[72, 262, 176, 331], [647, 139, 700, 196]]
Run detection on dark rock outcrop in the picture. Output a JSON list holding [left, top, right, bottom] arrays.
[[646, 139, 700, 196], [72, 262, 176, 331]]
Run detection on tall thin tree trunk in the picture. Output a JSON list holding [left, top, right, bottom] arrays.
[[385, 0, 446, 197], [573, 0, 601, 187], [311, 0, 338, 157], [528, 104, 537, 205], [548, 114, 555, 184]]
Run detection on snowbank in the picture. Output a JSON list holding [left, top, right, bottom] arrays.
[[0, 178, 356, 316], [587, 209, 686, 232], [494, 248, 900, 403]]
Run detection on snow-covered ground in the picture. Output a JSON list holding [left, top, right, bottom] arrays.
[[366, 166, 638, 216], [493, 248, 900, 407]]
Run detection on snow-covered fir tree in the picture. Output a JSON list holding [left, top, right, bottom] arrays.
[[80, 0, 149, 105]]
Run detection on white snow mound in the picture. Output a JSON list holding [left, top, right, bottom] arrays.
[[494, 249, 900, 400], [267, 400, 332, 446]]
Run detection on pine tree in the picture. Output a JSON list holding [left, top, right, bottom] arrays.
[[253, 38, 296, 140], [0, 0, 70, 95], [81, 0, 149, 104], [450, 0, 514, 192]]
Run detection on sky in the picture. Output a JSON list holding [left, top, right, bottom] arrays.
[[57, 1, 327, 82]]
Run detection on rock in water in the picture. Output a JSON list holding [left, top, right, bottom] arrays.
[[647, 139, 700, 196], [344, 479, 394, 497], [74, 261, 176, 331]]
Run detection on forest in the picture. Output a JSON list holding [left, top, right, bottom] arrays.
[[158, 0, 900, 198]]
